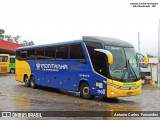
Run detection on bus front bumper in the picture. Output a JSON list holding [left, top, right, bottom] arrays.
[[107, 79, 142, 98]]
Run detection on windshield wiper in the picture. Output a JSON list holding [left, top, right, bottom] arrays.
[[127, 59, 138, 80], [120, 58, 129, 80]]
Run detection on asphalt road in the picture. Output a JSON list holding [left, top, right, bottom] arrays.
[[0, 74, 160, 120]]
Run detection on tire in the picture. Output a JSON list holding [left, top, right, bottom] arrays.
[[10, 69, 15, 74], [80, 83, 93, 100], [30, 76, 36, 88], [24, 76, 30, 87]]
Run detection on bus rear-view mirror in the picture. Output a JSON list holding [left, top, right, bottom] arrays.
[[94, 49, 113, 64], [137, 52, 148, 65]]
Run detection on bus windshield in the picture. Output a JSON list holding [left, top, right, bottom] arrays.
[[105, 46, 140, 82], [0, 56, 8, 62]]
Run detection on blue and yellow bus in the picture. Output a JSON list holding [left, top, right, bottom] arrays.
[[15, 36, 148, 99]]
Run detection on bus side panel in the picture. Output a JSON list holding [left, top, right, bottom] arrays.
[[63, 61, 90, 91], [27, 60, 46, 86], [27, 60, 66, 89], [93, 75, 107, 97], [15, 59, 31, 82], [74, 42, 95, 92], [80, 42, 107, 97]]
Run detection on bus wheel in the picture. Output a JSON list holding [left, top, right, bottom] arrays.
[[30, 76, 36, 88], [80, 83, 93, 100], [10, 69, 15, 73], [24, 76, 30, 87]]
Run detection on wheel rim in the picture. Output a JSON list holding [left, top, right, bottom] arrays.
[[31, 80, 34, 87], [25, 77, 28, 85], [83, 86, 89, 96]]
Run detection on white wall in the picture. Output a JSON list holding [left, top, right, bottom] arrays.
[[140, 57, 158, 82]]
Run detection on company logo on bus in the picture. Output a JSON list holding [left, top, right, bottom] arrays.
[[36, 63, 68, 71]]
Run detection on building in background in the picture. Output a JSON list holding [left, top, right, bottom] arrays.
[[0, 40, 23, 55], [140, 57, 158, 83]]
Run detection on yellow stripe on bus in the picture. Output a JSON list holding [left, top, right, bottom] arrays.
[[15, 60, 31, 82]]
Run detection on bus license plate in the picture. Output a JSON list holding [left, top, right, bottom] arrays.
[[127, 92, 133, 96]]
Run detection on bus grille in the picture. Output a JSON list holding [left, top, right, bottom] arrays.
[[0, 67, 7, 73]]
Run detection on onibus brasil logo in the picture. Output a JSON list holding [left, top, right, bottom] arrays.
[[36, 63, 68, 71]]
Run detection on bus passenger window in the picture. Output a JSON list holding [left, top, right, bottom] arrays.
[[20, 51, 27, 60], [16, 50, 21, 60], [69, 44, 86, 63], [45, 47, 56, 60], [35, 48, 45, 59], [56, 45, 69, 60], [10, 58, 15, 63], [27, 49, 35, 60]]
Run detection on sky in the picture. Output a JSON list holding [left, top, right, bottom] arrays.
[[0, 0, 160, 56]]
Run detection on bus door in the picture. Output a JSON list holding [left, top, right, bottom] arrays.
[[87, 47, 110, 96]]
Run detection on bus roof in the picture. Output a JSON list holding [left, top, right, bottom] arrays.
[[16, 36, 133, 50], [83, 36, 133, 47], [16, 39, 83, 50]]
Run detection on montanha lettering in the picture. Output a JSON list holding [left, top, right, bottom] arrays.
[[37, 63, 68, 70]]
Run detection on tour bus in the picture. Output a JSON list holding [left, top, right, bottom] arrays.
[[10, 56, 15, 73], [0, 54, 10, 73], [15, 36, 148, 99]]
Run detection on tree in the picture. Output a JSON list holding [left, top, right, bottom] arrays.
[[22, 40, 34, 46], [4, 35, 13, 42], [0, 34, 4, 39], [0, 29, 5, 39], [0, 29, 5, 34], [13, 35, 21, 43], [0, 29, 35, 46], [28, 41, 34, 46]]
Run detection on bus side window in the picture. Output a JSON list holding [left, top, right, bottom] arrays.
[[20, 51, 27, 60], [16, 50, 21, 60], [45, 47, 56, 60], [35, 48, 45, 60], [56, 45, 69, 60], [10, 58, 15, 63], [69, 43, 86, 63], [27, 49, 35, 60]]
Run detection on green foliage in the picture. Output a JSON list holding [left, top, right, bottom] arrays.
[[22, 40, 34, 46], [0, 29, 5, 34], [0, 34, 5, 39], [0, 29, 34, 46]]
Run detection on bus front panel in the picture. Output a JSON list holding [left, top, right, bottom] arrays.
[[0, 54, 10, 73], [107, 79, 142, 98]]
